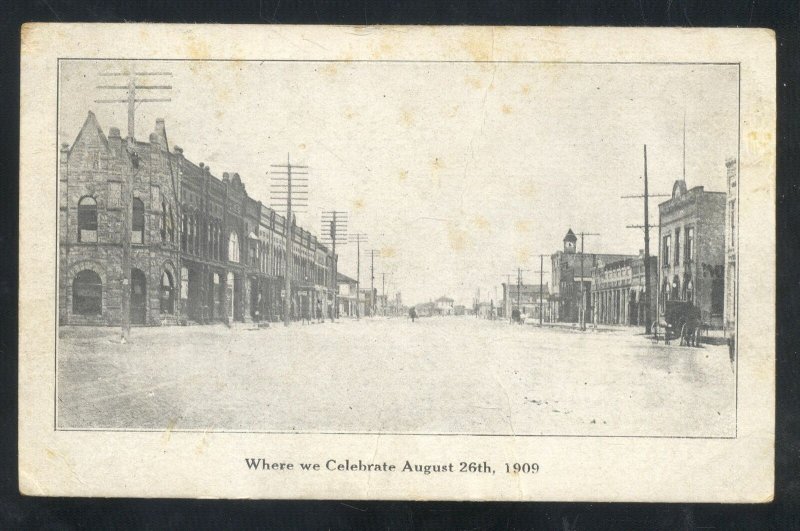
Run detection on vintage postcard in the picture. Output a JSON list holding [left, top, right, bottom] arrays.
[[19, 24, 775, 501]]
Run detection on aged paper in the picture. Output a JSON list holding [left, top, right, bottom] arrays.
[[19, 24, 774, 501]]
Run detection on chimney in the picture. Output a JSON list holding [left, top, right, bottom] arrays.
[[154, 118, 167, 150], [173, 145, 183, 156], [108, 127, 122, 152], [222, 172, 230, 183]]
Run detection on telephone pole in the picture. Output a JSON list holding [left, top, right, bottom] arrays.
[[349, 233, 368, 319], [532, 254, 550, 326], [94, 70, 172, 342], [575, 232, 600, 330], [503, 274, 513, 321], [321, 210, 348, 319], [366, 249, 379, 317], [381, 272, 392, 316], [270, 154, 309, 326], [517, 268, 531, 316], [623, 145, 669, 334]]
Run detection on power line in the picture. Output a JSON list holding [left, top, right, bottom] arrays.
[[269, 153, 308, 326], [348, 233, 368, 319], [321, 210, 348, 319], [94, 70, 172, 342]]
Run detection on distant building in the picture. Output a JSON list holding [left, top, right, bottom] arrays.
[[591, 251, 657, 326], [724, 158, 738, 335], [551, 229, 638, 323], [453, 304, 466, 316], [435, 296, 454, 315], [415, 301, 436, 317], [501, 282, 550, 321], [336, 272, 358, 317], [359, 287, 378, 317], [475, 301, 495, 319], [657, 179, 726, 328]]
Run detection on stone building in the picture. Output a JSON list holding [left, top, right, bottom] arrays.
[[59, 111, 336, 326], [724, 158, 738, 336], [550, 229, 638, 323], [591, 251, 658, 326], [657, 179, 726, 329]]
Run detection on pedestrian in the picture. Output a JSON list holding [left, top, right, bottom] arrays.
[[317, 299, 323, 323], [409, 307, 417, 323]]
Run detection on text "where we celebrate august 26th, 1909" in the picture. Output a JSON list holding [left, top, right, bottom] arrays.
[[245, 458, 540, 475]]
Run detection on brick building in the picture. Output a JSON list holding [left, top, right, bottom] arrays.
[[657, 179, 726, 329], [591, 251, 658, 326], [59, 111, 336, 326], [550, 229, 638, 323]]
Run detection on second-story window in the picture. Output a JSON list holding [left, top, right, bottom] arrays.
[[674, 229, 680, 265], [229, 231, 240, 263], [131, 198, 144, 244], [685, 227, 694, 263], [77, 196, 97, 243], [662, 235, 671, 267]]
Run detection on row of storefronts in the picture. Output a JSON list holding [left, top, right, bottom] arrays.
[[59, 112, 336, 327]]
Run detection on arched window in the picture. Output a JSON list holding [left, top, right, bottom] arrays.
[[77, 196, 97, 242], [132, 198, 144, 244], [228, 231, 240, 263], [73, 269, 102, 315], [160, 270, 175, 314]]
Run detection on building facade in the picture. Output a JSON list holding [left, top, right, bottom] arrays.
[[60, 112, 337, 326], [657, 179, 726, 329], [591, 252, 658, 326], [724, 158, 738, 335], [501, 282, 550, 321], [550, 229, 638, 323], [435, 296, 454, 315]]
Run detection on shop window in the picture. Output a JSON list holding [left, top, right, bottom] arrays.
[[77, 196, 97, 242], [132, 198, 144, 244], [73, 270, 102, 315]]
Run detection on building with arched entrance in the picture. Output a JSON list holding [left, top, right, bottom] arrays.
[[657, 179, 726, 329], [58, 112, 336, 327]]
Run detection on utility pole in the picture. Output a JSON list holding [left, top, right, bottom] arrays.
[[321, 210, 348, 320], [349, 233, 368, 319], [95, 70, 172, 342], [623, 145, 669, 334], [366, 249, 379, 317], [575, 232, 600, 330], [531, 254, 549, 326], [270, 154, 309, 326], [516, 268, 531, 316]]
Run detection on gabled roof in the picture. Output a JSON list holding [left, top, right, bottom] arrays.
[[71, 111, 109, 152], [563, 228, 577, 242]]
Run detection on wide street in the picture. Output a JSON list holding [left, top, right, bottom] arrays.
[[57, 317, 735, 437]]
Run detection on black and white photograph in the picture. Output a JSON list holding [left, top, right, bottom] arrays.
[[18, 24, 775, 501]]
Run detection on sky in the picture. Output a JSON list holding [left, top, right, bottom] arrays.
[[59, 60, 739, 307]]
